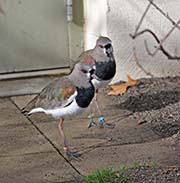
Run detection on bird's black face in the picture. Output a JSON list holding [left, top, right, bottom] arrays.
[[89, 66, 96, 80], [104, 43, 112, 50], [81, 67, 95, 74], [80, 64, 96, 80], [90, 68, 95, 75], [98, 43, 113, 57]]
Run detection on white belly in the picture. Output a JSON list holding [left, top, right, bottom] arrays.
[[49, 100, 85, 119], [92, 78, 112, 89]]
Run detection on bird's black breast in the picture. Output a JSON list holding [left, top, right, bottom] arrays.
[[75, 84, 95, 108], [95, 59, 116, 80]]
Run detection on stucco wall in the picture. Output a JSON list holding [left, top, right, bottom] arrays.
[[83, 0, 108, 49], [84, 0, 180, 82]]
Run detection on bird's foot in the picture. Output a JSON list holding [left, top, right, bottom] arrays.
[[88, 120, 97, 128], [88, 113, 94, 119], [88, 113, 97, 128], [104, 122, 115, 129], [98, 116, 115, 129], [64, 147, 81, 160]]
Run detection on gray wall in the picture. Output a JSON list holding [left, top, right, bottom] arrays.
[[0, 0, 69, 74]]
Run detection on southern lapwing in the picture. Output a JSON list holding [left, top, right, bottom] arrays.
[[22, 56, 96, 158], [79, 36, 116, 128]]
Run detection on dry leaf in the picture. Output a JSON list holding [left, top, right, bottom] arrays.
[[108, 74, 137, 96], [137, 120, 147, 125]]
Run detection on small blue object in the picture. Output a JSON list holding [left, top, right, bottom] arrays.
[[98, 116, 105, 124]]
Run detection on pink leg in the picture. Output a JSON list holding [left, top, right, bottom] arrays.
[[58, 119, 80, 159], [94, 90, 102, 116], [58, 119, 69, 151], [94, 89, 115, 129], [87, 103, 97, 128], [87, 89, 102, 128]]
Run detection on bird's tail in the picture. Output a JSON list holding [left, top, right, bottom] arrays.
[[28, 107, 46, 115], [21, 95, 39, 115]]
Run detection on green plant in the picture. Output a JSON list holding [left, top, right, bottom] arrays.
[[84, 168, 127, 183], [83, 161, 158, 183]]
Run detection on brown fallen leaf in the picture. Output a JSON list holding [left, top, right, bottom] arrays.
[[137, 120, 147, 125], [108, 74, 137, 96]]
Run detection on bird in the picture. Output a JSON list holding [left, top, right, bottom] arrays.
[[79, 36, 116, 128], [22, 56, 96, 159]]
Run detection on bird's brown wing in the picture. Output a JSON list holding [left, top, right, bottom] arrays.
[[79, 50, 93, 62], [22, 77, 76, 112]]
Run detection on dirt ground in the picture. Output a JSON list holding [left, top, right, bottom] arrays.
[[111, 76, 180, 143], [103, 76, 180, 182], [124, 165, 180, 183]]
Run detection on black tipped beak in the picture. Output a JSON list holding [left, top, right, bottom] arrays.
[[91, 73, 98, 80]]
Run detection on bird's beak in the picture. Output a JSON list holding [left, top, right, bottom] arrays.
[[91, 73, 98, 80]]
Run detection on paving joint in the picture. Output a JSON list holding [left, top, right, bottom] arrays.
[[10, 98, 82, 176], [0, 150, 55, 158], [80, 138, 157, 155]]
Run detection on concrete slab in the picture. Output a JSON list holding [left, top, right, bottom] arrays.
[[11, 88, 179, 176], [72, 138, 179, 175], [12, 95, 37, 110], [0, 98, 80, 183]]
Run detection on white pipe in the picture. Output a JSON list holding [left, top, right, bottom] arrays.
[[67, 0, 72, 21]]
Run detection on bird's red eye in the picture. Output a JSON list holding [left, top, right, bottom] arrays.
[[81, 69, 88, 73]]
